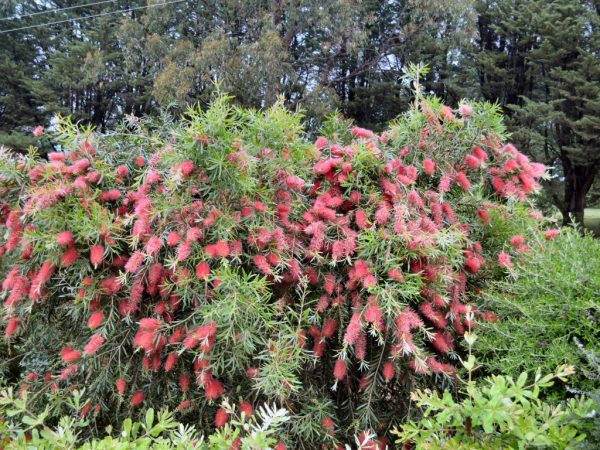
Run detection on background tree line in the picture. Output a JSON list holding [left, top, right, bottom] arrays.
[[1, 0, 599, 224]]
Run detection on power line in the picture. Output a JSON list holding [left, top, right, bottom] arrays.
[[0, 1, 119, 22], [0, 0, 188, 34]]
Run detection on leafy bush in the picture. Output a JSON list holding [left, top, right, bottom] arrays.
[[392, 333, 594, 449], [475, 227, 600, 390], [0, 89, 549, 445], [0, 388, 289, 449]]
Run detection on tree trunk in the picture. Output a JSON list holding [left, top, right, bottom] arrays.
[[562, 163, 597, 226]]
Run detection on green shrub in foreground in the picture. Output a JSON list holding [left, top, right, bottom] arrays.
[[0, 390, 290, 450], [392, 333, 595, 449]]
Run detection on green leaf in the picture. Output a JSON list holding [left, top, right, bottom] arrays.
[[145, 408, 155, 430]]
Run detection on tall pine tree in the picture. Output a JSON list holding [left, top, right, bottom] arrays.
[[477, 0, 600, 224]]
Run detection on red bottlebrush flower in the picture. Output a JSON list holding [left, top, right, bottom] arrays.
[[352, 127, 374, 139], [315, 136, 328, 149], [56, 231, 74, 246], [90, 245, 104, 267], [100, 276, 122, 295], [177, 240, 192, 261], [164, 353, 179, 372], [79, 403, 93, 419], [179, 374, 191, 393], [117, 165, 129, 177], [5, 318, 20, 337], [267, 252, 280, 266], [84, 334, 105, 355], [355, 209, 369, 229], [195, 322, 217, 341], [187, 227, 202, 242], [455, 172, 471, 191], [464, 256, 482, 274], [334, 359, 347, 380], [167, 231, 180, 247], [240, 401, 254, 417], [482, 311, 499, 322], [32, 125, 44, 137], [473, 146, 488, 160], [322, 417, 335, 433], [168, 328, 186, 344], [274, 442, 287, 450], [61, 246, 79, 267], [196, 261, 210, 280], [545, 228, 560, 240], [364, 301, 383, 326], [427, 357, 456, 375], [176, 399, 191, 412], [388, 268, 404, 282], [419, 303, 448, 329], [134, 156, 145, 167], [99, 189, 121, 202], [459, 103, 473, 118], [145, 236, 163, 255], [176, 160, 195, 176], [88, 311, 104, 330], [213, 240, 230, 257], [130, 390, 145, 407], [438, 174, 451, 193], [139, 318, 163, 331], [510, 235, 526, 247], [423, 158, 436, 176], [254, 200, 267, 212], [363, 274, 377, 288], [204, 378, 224, 400], [408, 190, 425, 209], [215, 408, 229, 427], [502, 159, 519, 173], [498, 251, 513, 269], [492, 176, 505, 194], [125, 251, 145, 273], [246, 367, 260, 379], [116, 378, 127, 395], [440, 105, 455, 121], [477, 208, 491, 224], [355, 332, 367, 360], [59, 364, 78, 380], [60, 346, 82, 363], [322, 318, 338, 338], [529, 162, 546, 177], [374, 203, 391, 225], [382, 361, 395, 381], [431, 332, 453, 354], [147, 263, 164, 294], [285, 175, 305, 191], [253, 254, 272, 275], [343, 312, 362, 345], [354, 260, 370, 279], [133, 330, 156, 352], [465, 154, 481, 169]]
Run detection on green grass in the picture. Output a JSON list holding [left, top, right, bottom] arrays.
[[585, 208, 600, 236]]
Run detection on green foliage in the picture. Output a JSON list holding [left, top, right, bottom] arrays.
[[475, 227, 600, 390], [0, 389, 289, 450], [392, 334, 594, 449]]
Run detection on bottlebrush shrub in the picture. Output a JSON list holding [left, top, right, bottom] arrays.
[[0, 95, 548, 446]]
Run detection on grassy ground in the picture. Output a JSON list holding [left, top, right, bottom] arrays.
[[585, 208, 600, 236]]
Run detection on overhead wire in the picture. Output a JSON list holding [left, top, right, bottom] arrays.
[[0, 0, 119, 22], [0, 0, 188, 34]]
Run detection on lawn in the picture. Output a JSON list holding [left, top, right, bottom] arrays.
[[585, 208, 600, 235]]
